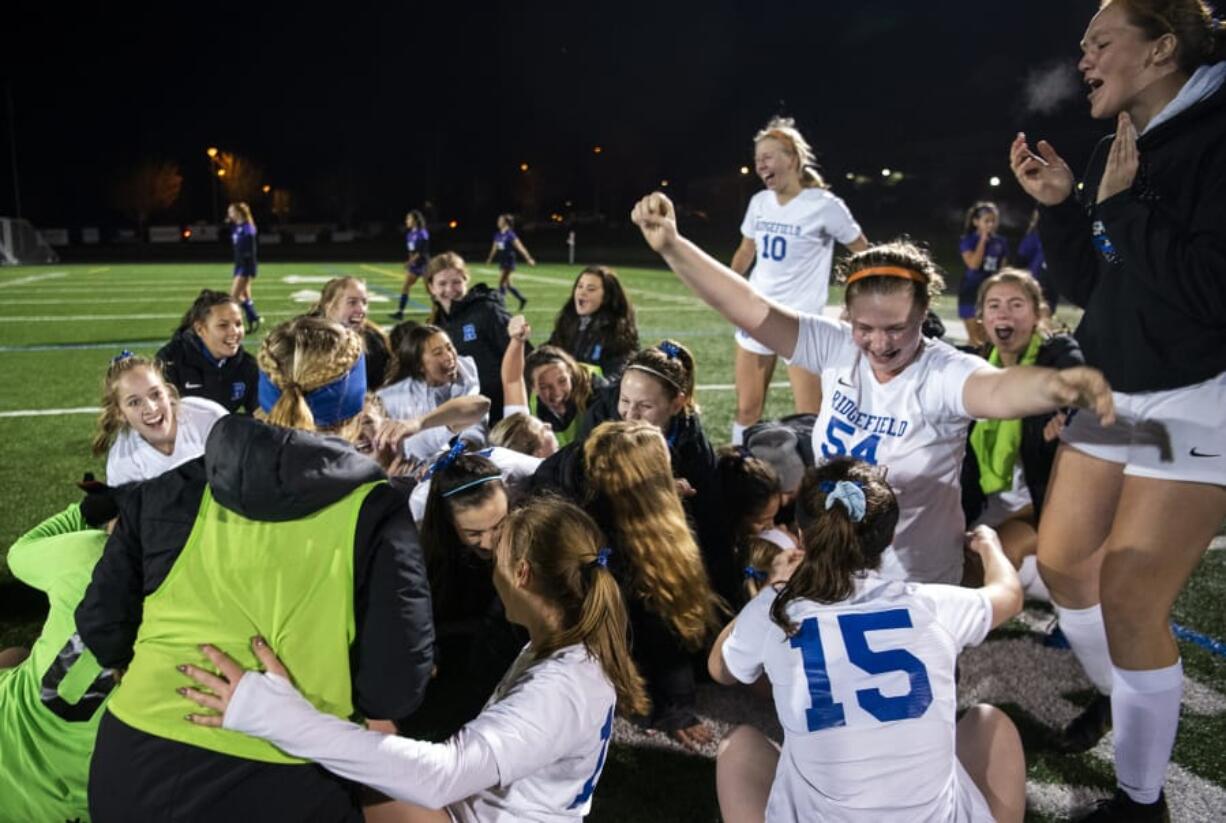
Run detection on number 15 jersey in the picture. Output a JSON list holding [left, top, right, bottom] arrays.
[[723, 575, 992, 822], [740, 188, 862, 314]]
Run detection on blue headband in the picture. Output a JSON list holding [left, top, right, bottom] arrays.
[[258, 353, 367, 428], [442, 474, 501, 498]]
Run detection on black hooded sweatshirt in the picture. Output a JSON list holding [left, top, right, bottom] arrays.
[[156, 329, 259, 414], [434, 284, 512, 421], [76, 415, 434, 818]]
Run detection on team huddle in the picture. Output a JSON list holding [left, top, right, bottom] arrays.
[[2, 1, 1225, 821]]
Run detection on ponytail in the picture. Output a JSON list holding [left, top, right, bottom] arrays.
[[770, 459, 899, 634], [505, 496, 651, 717]]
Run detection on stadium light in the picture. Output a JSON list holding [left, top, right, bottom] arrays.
[[593, 146, 603, 154], [448, 219, 458, 229], [216, 168, 226, 178], [661, 179, 669, 187], [262, 184, 271, 193], [519, 162, 529, 172], [206, 147, 218, 158], [989, 176, 1002, 187], [881, 168, 891, 177], [740, 166, 750, 175], [846, 172, 855, 180]]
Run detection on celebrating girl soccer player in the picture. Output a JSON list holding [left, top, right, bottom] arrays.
[[486, 213, 536, 310], [1010, 1, 1226, 817], [177, 496, 647, 823], [312, 276, 394, 389], [92, 353, 228, 485], [157, 289, 259, 413], [547, 265, 640, 379], [711, 459, 1026, 823], [633, 191, 1115, 586], [226, 201, 261, 333], [728, 117, 869, 445], [502, 313, 605, 447]]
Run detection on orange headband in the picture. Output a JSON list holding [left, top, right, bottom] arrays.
[[845, 265, 926, 285]]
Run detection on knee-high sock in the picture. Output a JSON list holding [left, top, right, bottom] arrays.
[[1113, 661, 1183, 805], [507, 284, 526, 304], [1053, 603, 1113, 694], [398, 293, 408, 311], [241, 299, 258, 323], [731, 422, 747, 446]]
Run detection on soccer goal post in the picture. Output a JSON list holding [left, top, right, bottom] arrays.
[[0, 217, 60, 265]]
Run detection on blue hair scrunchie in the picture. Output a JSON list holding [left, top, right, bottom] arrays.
[[425, 439, 467, 480], [658, 340, 681, 359], [820, 479, 867, 523], [258, 353, 367, 428], [595, 546, 613, 568], [743, 565, 767, 582], [111, 350, 135, 364]]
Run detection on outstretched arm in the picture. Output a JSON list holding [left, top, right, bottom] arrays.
[[963, 364, 1114, 425], [501, 316, 531, 409], [632, 192, 800, 359], [513, 237, 536, 266]]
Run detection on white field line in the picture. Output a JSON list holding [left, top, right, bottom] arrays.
[[0, 271, 68, 288], [481, 268, 704, 307], [0, 311, 297, 323]]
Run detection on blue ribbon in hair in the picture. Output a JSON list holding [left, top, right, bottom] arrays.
[[258, 353, 367, 428], [743, 566, 767, 582], [594, 547, 613, 568], [425, 439, 467, 480], [819, 479, 867, 523], [658, 340, 681, 359], [111, 350, 135, 364]]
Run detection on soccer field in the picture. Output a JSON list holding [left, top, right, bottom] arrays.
[[1, 261, 1224, 821]]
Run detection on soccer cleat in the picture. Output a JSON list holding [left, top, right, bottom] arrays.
[[389, 310, 405, 321], [1072, 789, 1169, 822], [517, 296, 528, 311], [1051, 693, 1112, 754], [246, 316, 261, 335]]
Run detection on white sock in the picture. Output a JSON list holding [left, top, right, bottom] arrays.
[[1018, 556, 1050, 601], [1053, 603, 1113, 694], [1113, 660, 1183, 805], [731, 422, 747, 446]]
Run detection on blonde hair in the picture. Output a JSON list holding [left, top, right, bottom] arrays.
[[425, 251, 470, 324], [312, 276, 393, 377], [754, 116, 828, 190], [741, 535, 784, 601], [91, 355, 179, 456], [256, 316, 365, 437], [583, 421, 722, 648], [504, 496, 651, 717], [490, 412, 548, 455], [230, 201, 255, 228]]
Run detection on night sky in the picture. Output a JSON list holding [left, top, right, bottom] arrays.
[[2, 1, 1105, 233]]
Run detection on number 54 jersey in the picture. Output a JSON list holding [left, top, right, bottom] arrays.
[[722, 574, 993, 822], [789, 314, 988, 584]]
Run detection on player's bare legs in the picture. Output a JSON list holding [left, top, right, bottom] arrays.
[[734, 348, 776, 432], [956, 704, 1025, 823], [715, 724, 777, 823], [786, 364, 822, 415]]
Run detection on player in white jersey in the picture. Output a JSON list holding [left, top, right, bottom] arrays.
[[91, 353, 227, 485], [728, 117, 868, 445], [178, 496, 650, 823], [631, 191, 1116, 584], [710, 458, 1026, 823]]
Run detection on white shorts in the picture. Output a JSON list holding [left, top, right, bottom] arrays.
[[954, 759, 996, 822], [734, 326, 778, 356], [1060, 369, 1226, 486]]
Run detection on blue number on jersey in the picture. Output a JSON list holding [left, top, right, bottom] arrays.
[[568, 705, 614, 809], [820, 418, 880, 465], [760, 233, 787, 262], [791, 609, 933, 732]]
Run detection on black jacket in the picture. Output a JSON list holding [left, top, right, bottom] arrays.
[[548, 313, 636, 379], [961, 333, 1085, 524], [1038, 80, 1226, 393], [76, 414, 435, 722], [435, 284, 512, 420], [156, 330, 259, 414]]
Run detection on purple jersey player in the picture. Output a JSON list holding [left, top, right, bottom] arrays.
[[959, 201, 1009, 346], [486, 213, 535, 310], [392, 210, 430, 321]]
